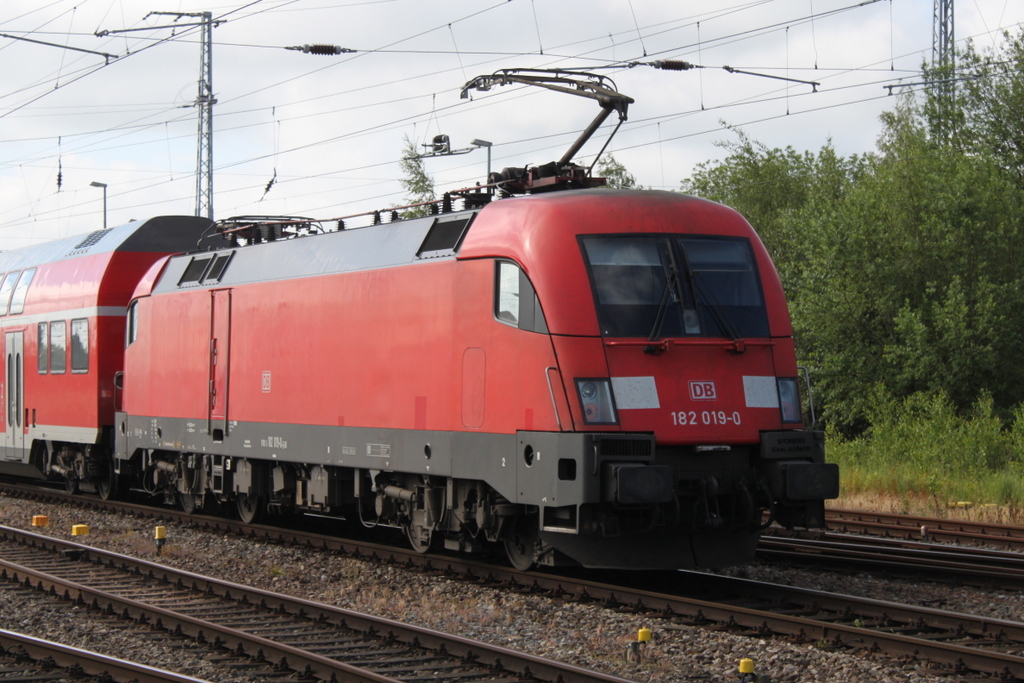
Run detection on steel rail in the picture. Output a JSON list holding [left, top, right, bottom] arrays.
[[0, 556, 400, 683], [516, 568, 1024, 680], [7, 483, 1024, 679], [824, 508, 1024, 550], [757, 534, 1024, 589], [0, 629, 212, 683], [0, 525, 633, 683]]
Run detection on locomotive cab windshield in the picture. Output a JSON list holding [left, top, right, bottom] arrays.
[[580, 234, 769, 340]]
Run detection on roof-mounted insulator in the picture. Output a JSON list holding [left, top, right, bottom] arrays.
[[337, 219, 345, 231], [286, 44, 355, 55], [390, 210, 399, 223], [650, 60, 696, 71], [373, 210, 381, 225], [429, 203, 439, 216], [442, 193, 452, 214]]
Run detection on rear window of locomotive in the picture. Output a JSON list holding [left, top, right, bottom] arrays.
[[579, 233, 769, 339]]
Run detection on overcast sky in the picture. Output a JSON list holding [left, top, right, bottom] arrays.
[[0, 0, 1021, 249]]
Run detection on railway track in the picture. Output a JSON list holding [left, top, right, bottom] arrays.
[[823, 508, 1024, 550], [7, 482, 1024, 680], [760, 511, 1024, 590], [0, 523, 631, 683], [0, 628, 211, 683]]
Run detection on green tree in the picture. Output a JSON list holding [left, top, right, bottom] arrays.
[[679, 27, 1024, 434], [594, 154, 645, 189], [793, 94, 1024, 432], [397, 134, 435, 218], [952, 31, 1024, 184], [681, 128, 866, 292]]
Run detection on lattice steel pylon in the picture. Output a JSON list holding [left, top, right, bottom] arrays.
[[143, 11, 218, 219], [932, 0, 955, 132], [194, 11, 216, 220], [98, 11, 220, 218]]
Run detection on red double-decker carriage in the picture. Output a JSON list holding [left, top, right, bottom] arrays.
[[0, 217, 215, 496]]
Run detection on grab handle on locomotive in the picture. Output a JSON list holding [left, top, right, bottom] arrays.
[[797, 366, 817, 429]]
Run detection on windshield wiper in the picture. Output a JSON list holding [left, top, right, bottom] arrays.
[[644, 242, 687, 354]]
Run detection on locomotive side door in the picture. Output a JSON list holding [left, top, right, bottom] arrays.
[[208, 289, 231, 439], [3, 332, 24, 460]]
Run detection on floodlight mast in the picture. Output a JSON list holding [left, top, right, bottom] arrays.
[[460, 69, 634, 194]]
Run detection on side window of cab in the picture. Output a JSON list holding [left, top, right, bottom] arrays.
[[126, 300, 140, 347], [494, 261, 548, 334]]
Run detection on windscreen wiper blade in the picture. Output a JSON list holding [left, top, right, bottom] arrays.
[[644, 242, 686, 354]]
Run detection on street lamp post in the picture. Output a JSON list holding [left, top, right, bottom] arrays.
[[416, 137, 495, 194], [90, 181, 108, 230]]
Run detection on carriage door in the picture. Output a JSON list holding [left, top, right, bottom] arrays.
[[4, 332, 25, 459], [209, 290, 231, 440]]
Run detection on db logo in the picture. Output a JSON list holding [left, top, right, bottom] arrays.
[[689, 381, 717, 401]]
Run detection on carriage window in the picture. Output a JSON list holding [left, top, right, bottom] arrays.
[[0, 272, 18, 316], [9, 268, 35, 315], [71, 319, 88, 373], [37, 323, 48, 374], [49, 321, 66, 374]]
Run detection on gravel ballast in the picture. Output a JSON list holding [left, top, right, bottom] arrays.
[[0, 494, 1010, 683]]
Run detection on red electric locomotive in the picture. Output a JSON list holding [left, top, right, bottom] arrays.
[[0, 217, 217, 493], [0, 69, 836, 570], [111, 185, 836, 569]]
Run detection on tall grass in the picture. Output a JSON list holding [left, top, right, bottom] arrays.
[[827, 388, 1024, 515]]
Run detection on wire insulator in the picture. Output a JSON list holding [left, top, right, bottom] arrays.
[[300, 44, 352, 55], [653, 60, 695, 70]]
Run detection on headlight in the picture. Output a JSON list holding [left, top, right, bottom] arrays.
[[576, 378, 618, 425], [777, 377, 802, 423]]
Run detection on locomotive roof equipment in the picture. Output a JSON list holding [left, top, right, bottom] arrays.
[[461, 68, 634, 195]]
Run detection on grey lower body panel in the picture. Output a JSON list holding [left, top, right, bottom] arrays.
[[118, 413, 523, 500], [117, 414, 650, 510], [116, 414, 817, 569]]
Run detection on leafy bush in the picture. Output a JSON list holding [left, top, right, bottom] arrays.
[[828, 389, 1024, 506]]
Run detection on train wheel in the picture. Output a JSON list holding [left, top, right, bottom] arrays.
[[64, 474, 79, 495], [236, 494, 263, 524], [96, 467, 119, 501], [405, 523, 432, 554], [504, 523, 539, 571], [180, 493, 200, 515]]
